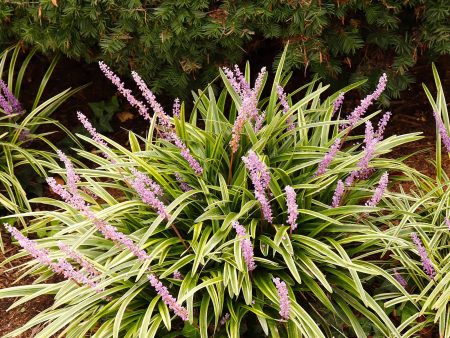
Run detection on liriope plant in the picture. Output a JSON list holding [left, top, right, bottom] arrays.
[[0, 48, 422, 337], [376, 65, 450, 338], [0, 44, 85, 217]]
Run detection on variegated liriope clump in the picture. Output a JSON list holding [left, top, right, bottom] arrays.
[[379, 65, 450, 338], [1, 48, 421, 338]]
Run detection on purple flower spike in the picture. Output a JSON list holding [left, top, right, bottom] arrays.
[[376, 111, 392, 140], [0, 80, 22, 115], [411, 232, 435, 279], [99, 62, 150, 120], [393, 268, 408, 288], [175, 172, 192, 192], [333, 92, 345, 115], [342, 73, 387, 129], [128, 169, 169, 220], [331, 180, 345, 208], [365, 172, 389, 207], [172, 98, 181, 118], [242, 150, 273, 223], [173, 271, 183, 280], [148, 274, 189, 321], [228, 66, 267, 152], [219, 313, 230, 326], [77, 112, 110, 153], [315, 138, 341, 176], [273, 277, 290, 320], [58, 242, 99, 277], [285, 186, 298, 231], [433, 111, 450, 152], [232, 221, 256, 271], [277, 84, 294, 131]]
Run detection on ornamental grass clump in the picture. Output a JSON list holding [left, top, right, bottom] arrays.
[[1, 48, 422, 338]]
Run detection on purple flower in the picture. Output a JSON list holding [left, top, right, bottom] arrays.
[[342, 73, 387, 129], [393, 268, 408, 288], [229, 67, 267, 152], [345, 122, 379, 186], [58, 242, 99, 277], [285, 186, 298, 231], [173, 271, 183, 280], [333, 92, 345, 115], [219, 313, 230, 326], [242, 150, 273, 223], [5, 224, 101, 291], [315, 138, 341, 176], [445, 217, 450, 230], [0, 80, 22, 115], [375, 111, 392, 140], [175, 172, 192, 192], [128, 169, 169, 220], [164, 132, 203, 175], [365, 172, 389, 207], [99, 62, 150, 120], [331, 180, 345, 208], [277, 84, 294, 131], [77, 112, 111, 157], [47, 155, 151, 262], [273, 277, 290, 320], [433, 111, 450, 152], [411, 232, 435, 279], [232, 221, 256, 271], [148, 274, 189, 321], [172, 98, 181, 118]]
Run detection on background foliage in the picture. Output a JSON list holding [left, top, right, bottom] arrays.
[[0, 0, 448, 99]]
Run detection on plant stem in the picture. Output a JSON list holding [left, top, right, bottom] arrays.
[[171, 223, 190, 253], [227, 151, 234, 185]]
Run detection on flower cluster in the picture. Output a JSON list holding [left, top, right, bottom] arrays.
[[315, 138, 341, 176], [58, 241, 99, 277], [0, 79, 22, 115], [285, 186, 298, 231], [433, 111, 450, 152], [226, 66, 267, 153], [345, 121, 379, 186], [47, 151, 151, 261], [173, 271, 183, 280], [232, 221, 256, 271], [411, 232, 435, 279], [333, 92, 345, 115], [148, 274, 188, 321], [174, 172, 192, 192], [242, 150, 273, 222], [331, 180, 345, 208], [341, 73, 387, 129], [393, 268, 408, 288], [365, 172, 389, 207], [375, 111, 392, 140], [128, 168, 169, 220], [276, 84, 294, 130], [172, 98, 181, 118], [273, 277, 290, 320], [5, 224, 100, 291]]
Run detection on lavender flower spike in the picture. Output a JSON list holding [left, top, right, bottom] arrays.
[[331, 180, 345, 208], [277, 84, 294, 131], [175, 172, 192, 192], [148, 274, 189, 321], [333, 92, 345, 115], [172, 98, 181, 118], [98, 62, 151, 120], [365, 172, 389, 207], [0, 80, 22, 114], [411, 232, 435, 279], [242, 150, 273, 223], [376, 111, 392, 140], [445, 217, 450, 230], [433, 111, 450, 152], [342, 73, 387, 129], [58, 242, 99, 277], [393, 268, 407, 288], [273, 277, 290, 320], [315, 138, 341, 176], [232, 221, 256, 271], [285, 186, 298, 231]]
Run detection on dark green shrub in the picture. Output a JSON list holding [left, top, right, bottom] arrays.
[[0, 0, 448, 99]]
